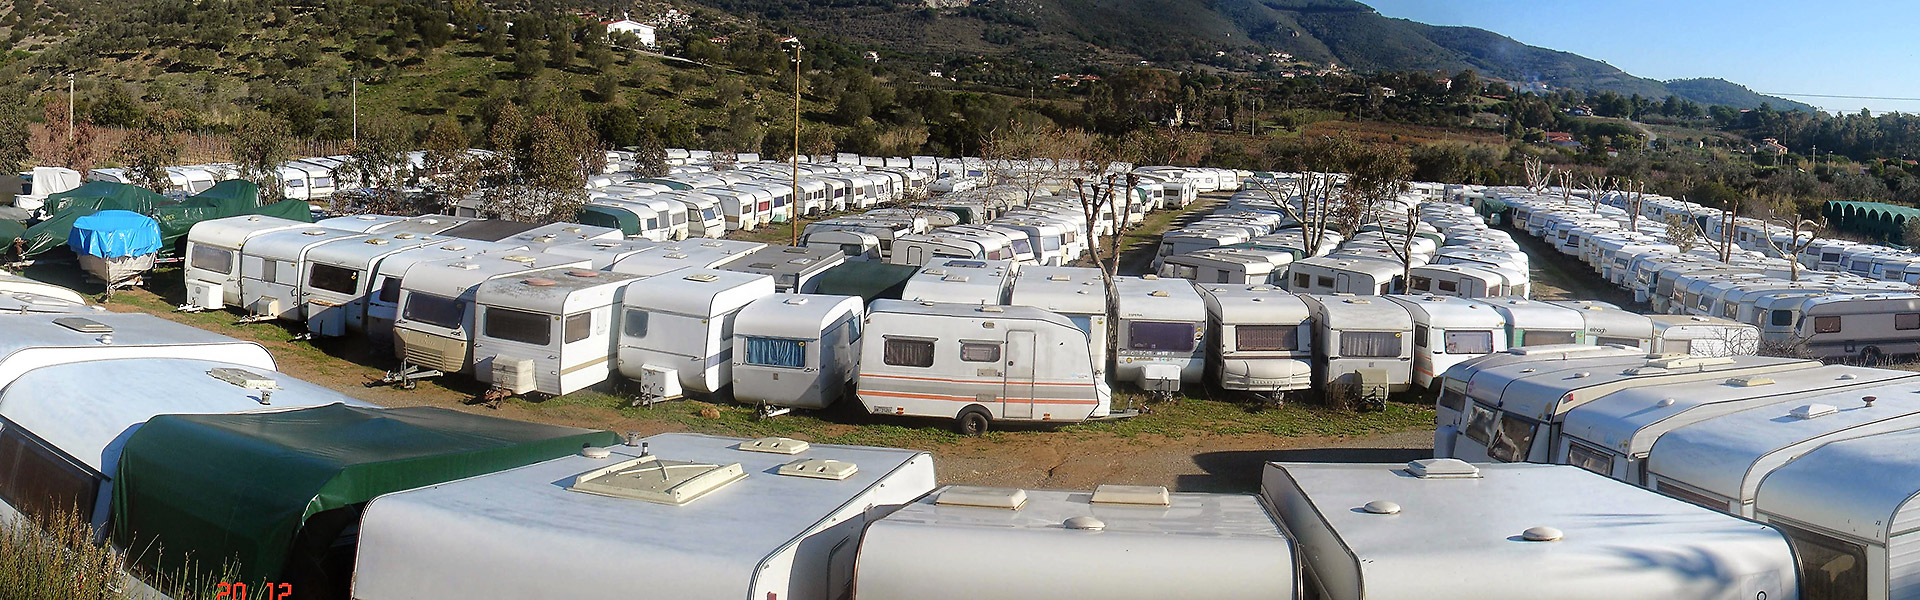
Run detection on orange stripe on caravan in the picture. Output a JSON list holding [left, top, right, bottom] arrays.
[[861, 390, 1099, 406], [862, 373, 1094, 387]]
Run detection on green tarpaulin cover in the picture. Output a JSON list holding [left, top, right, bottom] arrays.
[[578, 204, 638, 236], [812, 260, 916, 302], [42, 181, 166, 216], [112, 404, 616, 584]]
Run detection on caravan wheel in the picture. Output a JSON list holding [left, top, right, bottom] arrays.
[[955, 406, 992, 436]]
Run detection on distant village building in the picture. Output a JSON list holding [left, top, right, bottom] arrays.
[[1545, 132, 1582, 149], [923, 0, 973, 7], [1758, 138, 1790, 154], [864, 51, 880, 62], [603, 17, 657, 48]]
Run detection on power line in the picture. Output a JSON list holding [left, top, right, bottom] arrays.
[[1762, 92, 1920, 102]]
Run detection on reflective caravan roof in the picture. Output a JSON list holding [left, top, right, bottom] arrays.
[[1562, 365, 1912, 459]]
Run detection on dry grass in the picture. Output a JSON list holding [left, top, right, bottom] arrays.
[[1303, 120, 1504, 146], [0, 510, 128, 600]]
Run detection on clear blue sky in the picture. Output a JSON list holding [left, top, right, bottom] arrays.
[[1361, 0, 1920, 114]]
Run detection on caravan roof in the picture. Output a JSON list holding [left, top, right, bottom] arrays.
[[535, 238, 659, 269], [1263, 461, 1796, 600], [0, 358, 372, 474], [0, 313, 275, 384], [1200, 284, 1312, 325], [1009, 266, 1108, 315], [720, 245, 846, 289], [902, 258, 1014, 304], [1113, 276, 1204, 322], [608, 239, 767, 277], [733, 294, 863, 341], [857, 486, 1293, 600], [351, 434, 935, 600], [1754, 428, 1920, 542], [1559, 365, 1910, 460], [477, 267, 644, 314]]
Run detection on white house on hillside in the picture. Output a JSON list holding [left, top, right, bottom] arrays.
[[604, 18, 657, 48]]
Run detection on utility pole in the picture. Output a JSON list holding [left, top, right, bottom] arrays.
[[351, 76, 360, 145], [787, 37, 802, 246], [66, 74, 74, 140]]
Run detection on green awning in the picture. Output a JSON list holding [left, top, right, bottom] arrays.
[[812, 260, 916, 302], [631, 178, 692, 191], [112, 404, 616, 584], [190, 180, 262, 209], [150, 198, 312, 257]]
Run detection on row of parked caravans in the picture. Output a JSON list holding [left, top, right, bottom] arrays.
[[1434, 343, 1920, 600], [1505, 191, 1920, 360], [0, 311, 1807, 600], [1153, 199, 1535, 299], [801, 192, 1096, 267], [84, 153, 484, 204]]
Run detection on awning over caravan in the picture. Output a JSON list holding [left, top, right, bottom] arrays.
[[43, 181, 167, 216], [812, 260, 916, 302], [578, 204, 639, 236], [112, 404, 616, 584]]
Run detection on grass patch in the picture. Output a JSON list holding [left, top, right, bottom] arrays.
[[1066, 393, 1435, 438]]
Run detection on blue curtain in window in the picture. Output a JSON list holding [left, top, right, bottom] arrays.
[[744, 337, 805, 368]]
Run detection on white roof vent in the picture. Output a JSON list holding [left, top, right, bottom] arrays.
[[1362, 500, 1402, 515], [1657, 398, 1678, 408], [502, 255, 537, 264], [1063, 516, 1106, 530], [1406, 458, 1481, 479], [684, 273, 720, 283], [1090, 484, 1170, 506], [581, 447, 612, 459], [738, 437, 810, 454], [1048, 275, 1071, 282], [1645, 355, 1735, 369], [1622, 366, 1670, 376], [1838, 373, 1858, 380], [1790, 404, 1838, 420], [1726, 376, 1775, 388], [366, 238, 390, 245], [568, 455, 746, 505], [778, 458, 858, 480], [53, 317, 111, 334], [1522, 526, 1564, 542], [782, 297, 809, 305], [1149, 290, 1170, 297], [936, 486, 1029, 510], [943, 275, 970, 283], [664, 252, 689, 260]]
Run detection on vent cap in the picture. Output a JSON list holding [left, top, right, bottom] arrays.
[[53, 317, 111, 334], [1362, 500, 1401, 515], [738, 437, 810, 455], [778, 458, 857, 480], [1790, 404, 1838, 420], [208, 367, 278, 390], [1405, 458, 1481, 479], [1726, 376, 1775, 387], [936, 486, 1028, 510], [1090, 484, 1171, 506]]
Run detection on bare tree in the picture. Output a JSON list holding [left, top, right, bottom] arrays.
[[1523, 155, 1548, 197], [1759, 194, 1824, 282], [1622, 180, 1646, 232], [1381, 205, 1421, 293], [1664, 213, 1698, 254]]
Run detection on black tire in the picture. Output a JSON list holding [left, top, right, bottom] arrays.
[[955, 406, 991, 436], [1862, 346, 1885, 365]]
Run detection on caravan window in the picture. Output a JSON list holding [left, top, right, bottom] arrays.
[[1565, 440, 1613, 476], [959, 342, 1001, 363], [1436, 386, 1467, 413], [1410, 276, 1432, 291], [1770, 310, 1794, 327], [1595, 336, 1641, 348], [1487, 413, 1538, 462], [1128, 322, 1197, 353], [190, 245, 233, 275], [1813, 316, 1842, 333], [1293, 273, 1310, 289], [743, 337, 806, 368], [1413, 325, 1430, 349], [1235, 325, 1298, 352], [1771, 520, 1869, 600], [883, 338, 935, 367], [378, 278, 403, 304], [1437, 279, 1459, 293], [1316, 275, 1333, 289], [1463, 403, 1497, 445], [308, 264, 360, 295], [403, 293, 466, 329], [1521, 330, 1576, 346], [484, 307, 552, 345], [1339, 331, 1401, 357], [623, 309, 649, 337], [0, 424, 98, 522], [564, 313, 592, 343], [1899, 313, 1920, 330], [1443, 330, 1494, 354]]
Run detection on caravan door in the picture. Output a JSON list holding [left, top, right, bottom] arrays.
[[1003, 330, 1036, 419], [1335, 272, 1353, 294]]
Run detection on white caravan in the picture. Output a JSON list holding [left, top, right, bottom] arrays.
[[857, 485, 1296, 600], [1388, 295, 1507, 389], [237, 227, 368, 320], [393, 253, 592, 377], [1008, 266, 1110, 380], [1437, 354, 1821, 464], [182, 215, 309, 310], [1198, 285, 1313, 399], [900, 258, 1015, 305], [473, 267, 645, 397], [0, 272, 87, 305], [362, 239, 526, 348], [1158, 250, 1284, 286], [299, 232, 452, 337], [535, 238, 659, 269], [1784, 293, 1920, 360], [352, 434, 936, 600], [731, 294, 864, 413], [1113, 276, 1207, 393], [1285, 255, 1403, 295], [1263, 460, 1796, 600], [1301, 295, 1415, 398], [1479, 298, 1588, 348], [1551, 299, 1656, 349], [720, 245, 847, 293], [607, 239, 766, 277], [1648, 314, 1760, 357], [857, 300, 1115, 434], [616, 269, 775, 399], [1406, 263, 1508, 298]]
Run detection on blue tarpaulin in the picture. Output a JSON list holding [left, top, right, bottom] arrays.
[[68, 210, 162, 258]]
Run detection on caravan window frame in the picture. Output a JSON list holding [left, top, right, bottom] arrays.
[[0, 422, 100, 523], [622, 309, 649, 338], [1127, 321, 1198, 353], [1234, 325, 1299, 352], [1443, 330, 1495, 355], [742, 336, 808, 368], [882, 337, 936, 368], [1899, 313, 1920, 331], [959, 341, 1002, 363], [1463, 403, 1498, 445], [1338, 331, 1402, 358], [1565, 440, 1613, 476], [1768, 519, 1870, 600], [483, 307, 553, 346], [307, 263, 361, 295], [1488, 413, 1539, 462], [564, 313, 593, 344], [190, 245, 234, 275], [1813, 315, 1842, 334], [402, 293, 466, 329], [1521, 330, 1577, 346]]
